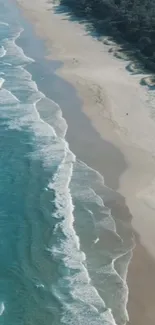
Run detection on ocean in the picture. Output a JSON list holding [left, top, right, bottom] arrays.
[[0, 0, 134, 324]]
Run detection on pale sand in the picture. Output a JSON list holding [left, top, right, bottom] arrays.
[[15, 0, 155, 323]]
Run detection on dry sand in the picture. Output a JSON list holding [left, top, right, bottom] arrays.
[[15, 0, 155, 324]]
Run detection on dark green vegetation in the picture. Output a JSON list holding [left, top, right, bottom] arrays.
[[59, 0, 155, 71]]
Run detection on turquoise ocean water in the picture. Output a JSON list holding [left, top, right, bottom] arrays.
[[0, 1, 134, 324]]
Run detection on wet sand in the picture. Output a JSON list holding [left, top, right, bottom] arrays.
[[15, 0, 155, 324], [127, 238, 155, 325]]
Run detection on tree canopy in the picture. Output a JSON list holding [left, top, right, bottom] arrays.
[[59, 0, 155, 70]]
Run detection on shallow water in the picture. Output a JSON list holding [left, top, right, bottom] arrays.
[[0, 1, 134, 324]]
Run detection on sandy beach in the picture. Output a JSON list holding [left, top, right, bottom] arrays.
[[15, 0, 155, 324]]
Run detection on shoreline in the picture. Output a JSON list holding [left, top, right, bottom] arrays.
[[14, 0, 155, 324]]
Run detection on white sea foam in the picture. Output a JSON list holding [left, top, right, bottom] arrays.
[[0, 29, 66, 139], [48, 99, 68, 138], [0, 22, 9, 26], [46, 148, 119, 324], [112, 251, 132, 323], [0, 46, 6, 58], [2, 37, 34, 66], [2, 62, 11, 66], [0, 88, 19, 104], [69, 159, 134, 324], [94, 237, 99, 244], [71, 161, 121, 238], [36, 283, 45, 289], [0, 77, 5, 89], [0, 302, 5, 316]]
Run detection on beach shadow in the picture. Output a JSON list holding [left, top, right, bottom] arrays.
[[47, 0, 109, 39]]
